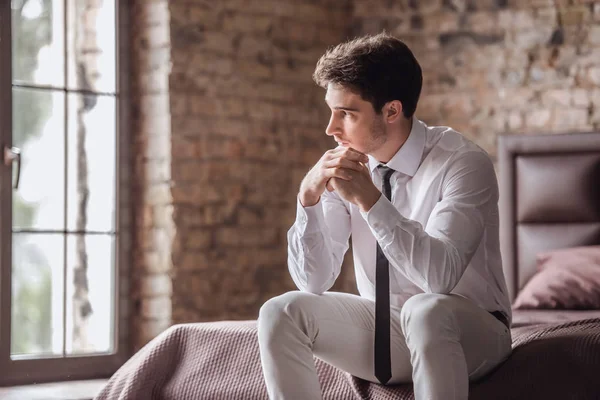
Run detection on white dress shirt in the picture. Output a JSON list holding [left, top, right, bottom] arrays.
[[287, 117, 512, 324]]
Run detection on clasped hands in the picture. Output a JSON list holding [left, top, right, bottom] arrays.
[[299, 146, 382, 212]]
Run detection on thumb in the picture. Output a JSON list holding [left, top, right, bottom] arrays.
[[360, 162, 371, 176], [326, 178, 335, 192]]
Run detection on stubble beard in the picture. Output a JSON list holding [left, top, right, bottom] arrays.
[[365, 116, 387, 155]]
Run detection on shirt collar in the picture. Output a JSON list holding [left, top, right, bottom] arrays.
[[368, 116, 427, 177]]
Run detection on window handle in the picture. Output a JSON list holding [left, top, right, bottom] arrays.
[[3, 145, 22, 189]]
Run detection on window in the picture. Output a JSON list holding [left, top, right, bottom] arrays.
[[0, 0, 130, 385]]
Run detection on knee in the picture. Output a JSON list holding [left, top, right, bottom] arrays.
[[400, 293, 456, 337], [257, 291, 316, 340]]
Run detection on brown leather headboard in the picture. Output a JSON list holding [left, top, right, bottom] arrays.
[[498, 132, 600, 303]]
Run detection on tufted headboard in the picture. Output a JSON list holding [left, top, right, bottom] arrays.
[[497, 132, 600, 303]]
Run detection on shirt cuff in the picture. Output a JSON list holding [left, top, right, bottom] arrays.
[[360, 194, 400, 243], [296, 196, 325, 234]]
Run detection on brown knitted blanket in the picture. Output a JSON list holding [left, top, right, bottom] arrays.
[[95, 315, 600, 400]]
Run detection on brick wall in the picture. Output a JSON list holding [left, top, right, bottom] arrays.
[[167, 0, 355, 328], [130, 0, 357, 350], [130, 0, 175, 350], [351, 0, 600, 159], [130, 0, 600, 349]]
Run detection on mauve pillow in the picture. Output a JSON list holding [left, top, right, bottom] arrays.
[[513, 246, 600, 310]]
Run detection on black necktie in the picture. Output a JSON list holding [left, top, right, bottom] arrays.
[[375, 165, 394, 385]]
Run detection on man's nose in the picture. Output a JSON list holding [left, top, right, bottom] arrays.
[[325, 115, 339, 136]]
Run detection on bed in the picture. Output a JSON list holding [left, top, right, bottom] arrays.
[[95, 132, 600, 400]]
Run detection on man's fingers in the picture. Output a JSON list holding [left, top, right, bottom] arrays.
[[330, 146, 368, 160], [329, 146, 369, 163], [359, 161, 371, 174], [343, 148, 369, 163], [324, 166, 353, 181], [323, 158, 363, 172]]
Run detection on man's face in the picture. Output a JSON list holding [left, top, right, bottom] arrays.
[[324, 84, 387, 155]]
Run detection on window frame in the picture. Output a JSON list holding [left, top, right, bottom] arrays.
[[0, 0, 131, 386]]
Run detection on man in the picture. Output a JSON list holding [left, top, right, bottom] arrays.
[[257, 32, 512, 400]]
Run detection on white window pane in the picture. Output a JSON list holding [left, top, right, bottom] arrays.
[[66, 234, 114, 354], [12, 87, 66, 231], [11, 234, 64, 357], [12, 0, 65, 87], [66, 93, 116, 232], [67, 0, 116, 93]]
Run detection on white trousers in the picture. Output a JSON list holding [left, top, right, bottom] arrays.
[[257, 291, 512, 400]]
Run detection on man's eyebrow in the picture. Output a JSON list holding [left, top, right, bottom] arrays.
[[324, 98, 360, 112], [332, 106, 360, 112]]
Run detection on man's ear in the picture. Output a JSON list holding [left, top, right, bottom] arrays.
[[384, 100, 403, 123]]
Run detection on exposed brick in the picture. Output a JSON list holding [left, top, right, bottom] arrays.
[[170, 94, 189, 117], [195, 52, 236, 77], [138, 70, 170, 93], [541, 89, 572, 107], [572, 89, 590, 107], [534, 7, 558, 26], [467, 11, 500, 32], [558, 5, 591, 27], [176, 252, 211, 271], [273, 61, 317, 84], [153, 205, 175, 229], [140, 274, 173, 297], [588, 66, 600, 85], [189, 96, 247, 118], [215, 227, 280, 247], [594, 2, 600, 21], [141, 296, 172, 319], [237, 59, 274, 80], [172, 182, 223, 205], [591, 106, 600, 126], [591, 89, 600, 107], [551, 108, 591, 130], [131, 0, 174, 350], [138, 2, 169, 27], [246, 100, 286, 121], [223, 0, 296, 17], [176, 205, 221, 228], [222, 12, 274, 34], [145, 160, 171, 183], [168, 4, 189, 28], [422, 12, 460, 32], [507, 111, 524, 131], [136, 319, 172, 347], [144, 183, 172, 206], [498, 9, 534, 30], [353, 1, 409, 18], [525, 109, 552, 129], [188, 4, 226, 30], [237, 36, 274, 59], [140, 250, 171, 274], [588, 25, 600, 44], [137, 24, 170, 48], [183, 229, 214, 250], [140, 227, 173, 251]]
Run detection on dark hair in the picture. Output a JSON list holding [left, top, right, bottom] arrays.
[[313, 32, 422, 118]]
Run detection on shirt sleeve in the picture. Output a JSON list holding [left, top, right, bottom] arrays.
[[287, 189, 351, 294], [361, 150, 497, 294]]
